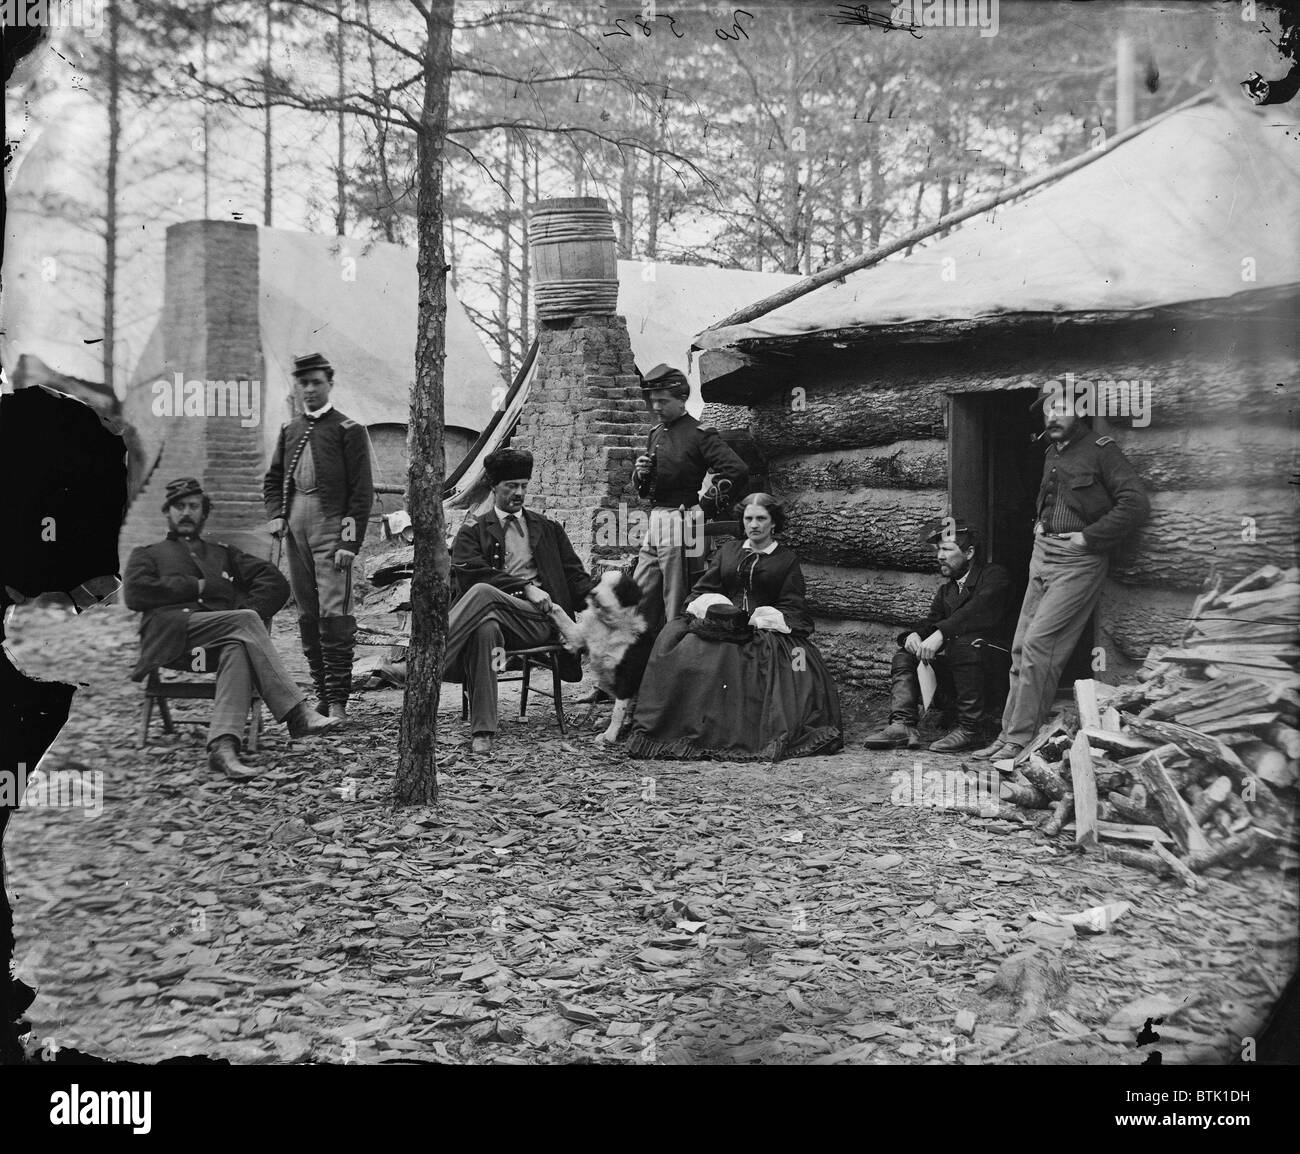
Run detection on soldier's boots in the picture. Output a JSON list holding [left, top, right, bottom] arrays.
[[286, 701, 342, 738], [929, 727, 980, 754], [320, 615, 356, 723], [863, 720, 923, 750], [208, 736, 260, 780], [299, 618, 328, 716]]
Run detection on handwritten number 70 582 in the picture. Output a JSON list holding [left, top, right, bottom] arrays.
[[604, 13, 684, 38], [602, 10, 751, 40]]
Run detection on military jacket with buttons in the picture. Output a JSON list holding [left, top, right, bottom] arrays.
[[1036, 425, 1150, 554], [263, 407, 375, 554], [634, 413, 749, 516], [124, 534, 289, 679]]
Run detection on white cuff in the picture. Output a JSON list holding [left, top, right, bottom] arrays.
[[748, 606, 790, 633]]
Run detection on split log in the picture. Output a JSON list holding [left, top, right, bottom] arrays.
[[1099, 845, 1172, 880], [1068, 733, 1100, 848], [1266, 723, 1300, 760], [770, 441, 947, 493], [1184, 624, 1299, 645], [1123, 717, 1249, 778], [1219, 584, 1299, 613], [1131, 750, 1211, 854], [1042, 794, 1075, 838], [1187, 829, 1274, 873], [1140, 676, 1253, 720], [1107, 792, 1169, 831], [1238, 743, 1295, 790], [950, 802, 1030, 822], [1091, 821, 1175, 846], [1081, 727, 1158, 757], [1073, 680, 1102, 732], [1222, 564, 1284, 599], [1161, 645, 1300, 668], [1150, 840, 1201, 890], [1020, 755, 1068, 801], [1203, 663, 1300, 689], [1189, 776, 1234, 825], [1100, 706, 1123, 733], [1196, 714, 1280, 736], [1000, 781, 1053, 809]]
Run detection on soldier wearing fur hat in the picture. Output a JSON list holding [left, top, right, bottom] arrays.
[[446, 448, 595, 755], [263, 352, 374, 724], [632, 362, 749, 633], [124, 478, 341, 780]]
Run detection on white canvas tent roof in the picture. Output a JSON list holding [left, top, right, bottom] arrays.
[[696, 98, 1300, 351], [256, 228, 497, 461]]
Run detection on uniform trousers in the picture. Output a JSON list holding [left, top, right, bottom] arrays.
[[184, 610, 304, 744], [286, 490, 353, 618], [632, 505, 706, 632], [1001, 535, 1108, 745], [444, 584, 556, 735]]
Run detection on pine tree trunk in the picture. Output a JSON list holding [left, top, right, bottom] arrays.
[[335, 0, 347, 236], [103, 8, 119, 396], [264, 3, 273, 226], [497, 131, 513, 385], [364, 0, 396, 242], [397, 0, 455, 806]]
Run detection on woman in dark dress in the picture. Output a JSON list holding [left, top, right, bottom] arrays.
[[627, 494, 843, 761]]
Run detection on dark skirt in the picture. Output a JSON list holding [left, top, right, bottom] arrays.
[[626, 618, 843, 761]]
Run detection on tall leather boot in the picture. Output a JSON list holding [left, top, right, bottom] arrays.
[[930, 645, 984, 753], [299, 617, 328, 715], [320, 614, 357, 723]]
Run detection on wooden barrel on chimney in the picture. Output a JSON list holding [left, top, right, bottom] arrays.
[[528, 197, 619, 319]]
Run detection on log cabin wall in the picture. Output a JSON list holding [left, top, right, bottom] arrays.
[[703, 310, 1299, 692]]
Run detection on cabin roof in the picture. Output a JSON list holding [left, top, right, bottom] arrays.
[[695, 97, 1300, 357]]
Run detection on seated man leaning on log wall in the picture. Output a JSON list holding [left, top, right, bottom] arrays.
[[864, 520, 1013, 754]]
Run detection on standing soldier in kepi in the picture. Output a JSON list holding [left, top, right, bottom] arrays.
[[631, 363, 750, 632], [974, 382, 1150, 762], [264, 352, 375, 725]]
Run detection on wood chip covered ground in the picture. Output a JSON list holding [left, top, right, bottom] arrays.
[[4, 603, 1296, 1065]]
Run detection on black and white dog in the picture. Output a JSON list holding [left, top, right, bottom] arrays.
[[549, 570, 656, 744]]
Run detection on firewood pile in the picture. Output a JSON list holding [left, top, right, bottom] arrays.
[[994, 565, 1299, 887]]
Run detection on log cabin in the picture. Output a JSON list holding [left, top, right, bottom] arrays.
[[693, 96, 1300, 694]]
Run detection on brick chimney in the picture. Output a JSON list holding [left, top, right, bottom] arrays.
[[513, 315, 649, 568], [118, 221, 268, 555]]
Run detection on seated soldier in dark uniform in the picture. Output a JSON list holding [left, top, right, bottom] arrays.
[[863, 522, 1012, 754], [124, 477, 340, 780]]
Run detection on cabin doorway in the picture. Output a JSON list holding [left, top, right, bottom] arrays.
[[947, 389, 1096, 692]]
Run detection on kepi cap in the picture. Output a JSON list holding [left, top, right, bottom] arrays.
[[161, 476, 206, 512], [292, 352, 333, 377]]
